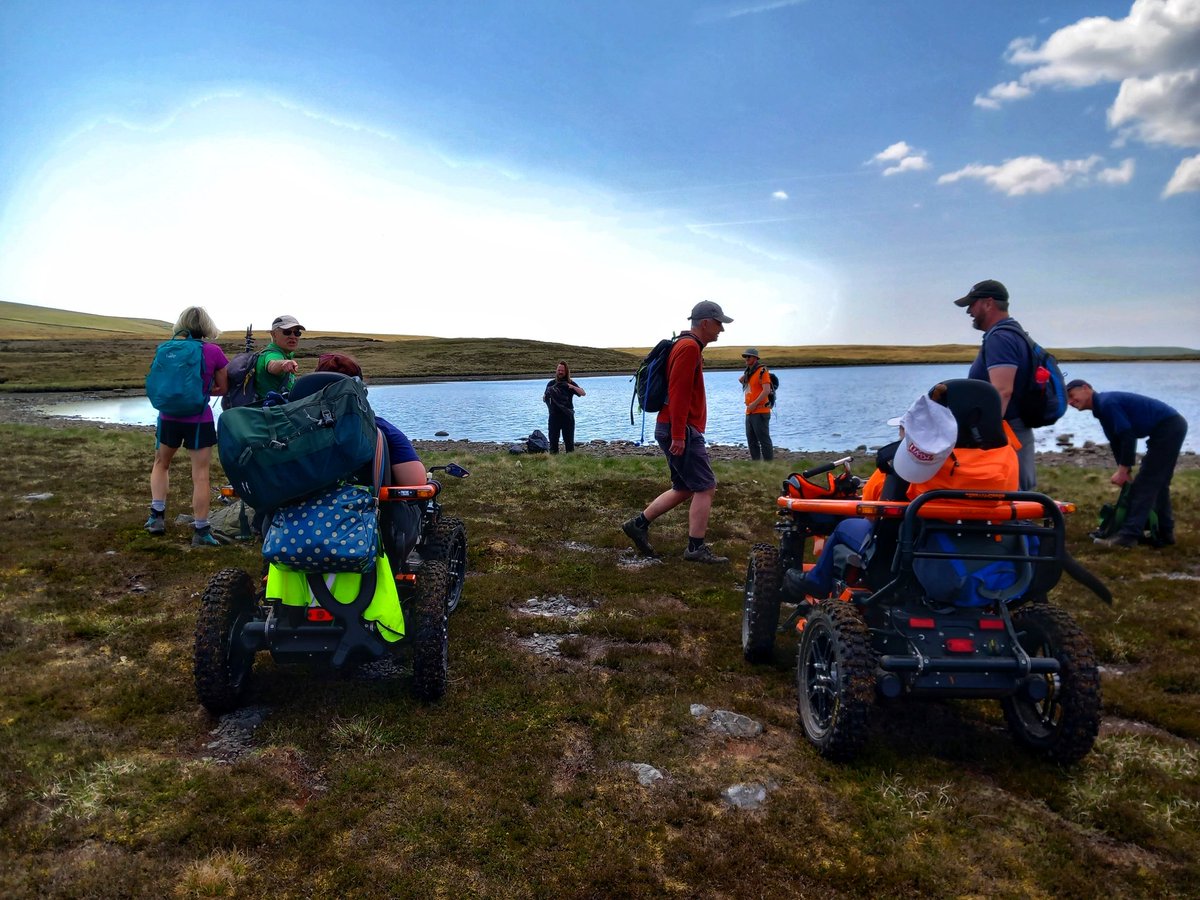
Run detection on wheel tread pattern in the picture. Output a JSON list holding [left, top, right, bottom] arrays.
[[411, 560, 450, 702], [796, 599, 876, 760], [743, 543, 783, 664], [1002, 603, 1101, 765], [194, 567, 257, 715]]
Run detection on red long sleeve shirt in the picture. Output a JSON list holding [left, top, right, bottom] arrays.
[[656, 332, 706, 441]]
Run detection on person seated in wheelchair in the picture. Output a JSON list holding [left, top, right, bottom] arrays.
[[309, 353, 428, 566], [788, 379, 1020, 600]]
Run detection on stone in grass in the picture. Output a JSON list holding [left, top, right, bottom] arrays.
[[628, 763, 664, 786], [691, 704, 763, 738], [722, 782, 771, 811]]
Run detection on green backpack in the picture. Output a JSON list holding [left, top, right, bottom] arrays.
[[1092, 483, 1159, 543]]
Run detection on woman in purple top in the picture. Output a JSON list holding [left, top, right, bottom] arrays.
[[145, 307, 229, 546]]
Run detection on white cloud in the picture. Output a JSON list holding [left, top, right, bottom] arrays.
[[869, 141, 929, 176], [873, 141, 913, 162], [1109, 69, 1200, 145], [973, 1, 1200, 194], [696, 0, 807, 23], [883, 156, 930, 176], [1163, 152, 1200, 195], [1097, 158, 1137, 183], [973, 80, 1033, 109], [937, 155, 1108, 195], [771, 190, 789, 200]]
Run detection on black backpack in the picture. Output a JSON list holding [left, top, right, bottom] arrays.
[[985, 320, 1067, 428], [767, 371, 779, 408], [629, 334, 701, 424], [221, 350, 263, 410]]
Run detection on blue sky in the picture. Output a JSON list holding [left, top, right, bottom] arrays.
[[0, 0, 1197, 349]]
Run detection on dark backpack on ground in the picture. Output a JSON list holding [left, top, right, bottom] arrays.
[[986, 320, 1067, 427], [221, 350, 263, 410], [146, 331, 209, 417], [217, 375, 377, 511], [526, 429, 550, 454], [1091, 482, 1160, 543], [629, 334, 702, 424]]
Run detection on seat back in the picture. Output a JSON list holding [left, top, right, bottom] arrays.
[[939, 378, 1007, 450]]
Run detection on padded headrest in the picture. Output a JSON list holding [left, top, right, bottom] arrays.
[[938, 378, 1007, 450], [289, 371, 346, 402]]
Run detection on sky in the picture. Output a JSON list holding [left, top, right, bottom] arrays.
[[0, 0, 1197, 350]]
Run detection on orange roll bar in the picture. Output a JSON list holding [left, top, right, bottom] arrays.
[[777, 496, 1075, 521]]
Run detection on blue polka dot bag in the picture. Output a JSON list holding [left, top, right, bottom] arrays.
[[262, 483, 381, 574]]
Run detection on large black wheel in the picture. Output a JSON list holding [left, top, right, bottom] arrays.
[[426, 516, 468, 615], [411, 560, 450, 702], [742, 543, 782, 663], [1002, 603, 1101, 765], [194, 568, 258, 715], [796, 600, 876, 760]]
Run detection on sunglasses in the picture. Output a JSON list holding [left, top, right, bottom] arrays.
[[279, 328, 303, 337]]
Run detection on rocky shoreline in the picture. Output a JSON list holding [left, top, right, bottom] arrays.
[[3, 389, 1195, 470]]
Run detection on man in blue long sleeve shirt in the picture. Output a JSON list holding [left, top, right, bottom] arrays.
[[1066, 379, 1188, 548]]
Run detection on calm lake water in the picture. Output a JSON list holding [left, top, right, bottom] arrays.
[[46, 361, 1199, 453]]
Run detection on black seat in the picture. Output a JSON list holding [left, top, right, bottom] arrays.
[[939, 378, 1007, 450]]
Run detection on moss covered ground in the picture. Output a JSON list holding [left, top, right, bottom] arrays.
[[1, 423, 1197, 897]]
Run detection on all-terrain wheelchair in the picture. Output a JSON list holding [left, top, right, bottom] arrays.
[[742, 380, 1102, 764], [193, 374, 469, 715]]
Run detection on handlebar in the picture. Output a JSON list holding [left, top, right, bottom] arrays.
[[801, 456, 853, 479]]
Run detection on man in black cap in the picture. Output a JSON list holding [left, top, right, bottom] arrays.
[[622, 300, 733, 564], [955, 279, 1038, 490], [1066, 379, 1187, 548], [739, 348, 773, 461]]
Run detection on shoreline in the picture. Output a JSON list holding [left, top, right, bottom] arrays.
[[5, 388, 1196, 470]]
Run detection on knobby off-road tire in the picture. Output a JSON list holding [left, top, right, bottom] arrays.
[[426, 516, 468, 615], [194, 567, 258, 715], [796, 599, 876, 760], [1002, 603, 1101, 765], [411, 559, 450, 702], [742, 543, 783, 663]]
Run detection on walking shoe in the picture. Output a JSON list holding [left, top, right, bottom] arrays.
[[1094, 533, 1137, 549], [191, 526, 220, 547], [683, 543, 729, 564], [622, 517, 656, 557], [144, 512, 166, 535]]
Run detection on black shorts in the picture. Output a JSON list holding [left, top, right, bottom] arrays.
[[655, 422, 717, 492], [158, 418, 217, 450]]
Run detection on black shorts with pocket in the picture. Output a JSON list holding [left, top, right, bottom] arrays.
[[157, 418, 217, 450]]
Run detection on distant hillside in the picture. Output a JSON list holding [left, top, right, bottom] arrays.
[[0, 300, 172, 338], [1073, 346, 1200, 358]]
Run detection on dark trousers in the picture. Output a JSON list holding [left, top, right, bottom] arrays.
[[1120, 414, 1187, 539], [746, 413, 773, 461], [548, 409, 575, 453]]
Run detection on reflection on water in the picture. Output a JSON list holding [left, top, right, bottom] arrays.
[[43, 361, 1200, 453]]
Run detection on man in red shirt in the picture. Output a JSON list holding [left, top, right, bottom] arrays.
[[623, 300, 733, 564]]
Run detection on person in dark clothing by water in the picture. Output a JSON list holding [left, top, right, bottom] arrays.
[[1066, 379, 1187, 549], [542, 360, 586, 453]]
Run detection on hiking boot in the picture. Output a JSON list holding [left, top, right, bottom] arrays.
[[144, 512, 166, 535], [622, 518, 656, 557], [1094, 533, 1137, 549], [191, 526, 220, 547], [683, 543, 729, 564]]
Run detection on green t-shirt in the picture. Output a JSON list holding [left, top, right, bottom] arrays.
[[255, 342, 296, 399]]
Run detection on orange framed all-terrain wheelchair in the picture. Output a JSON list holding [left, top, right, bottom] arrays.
[[193, 373, 468, 715], [742, 381, 1103, 764]]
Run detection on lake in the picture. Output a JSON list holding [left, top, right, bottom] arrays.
[[44, 361, 1200, 453]]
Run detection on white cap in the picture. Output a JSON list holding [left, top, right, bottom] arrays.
[[893, 394, 957, 484]]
